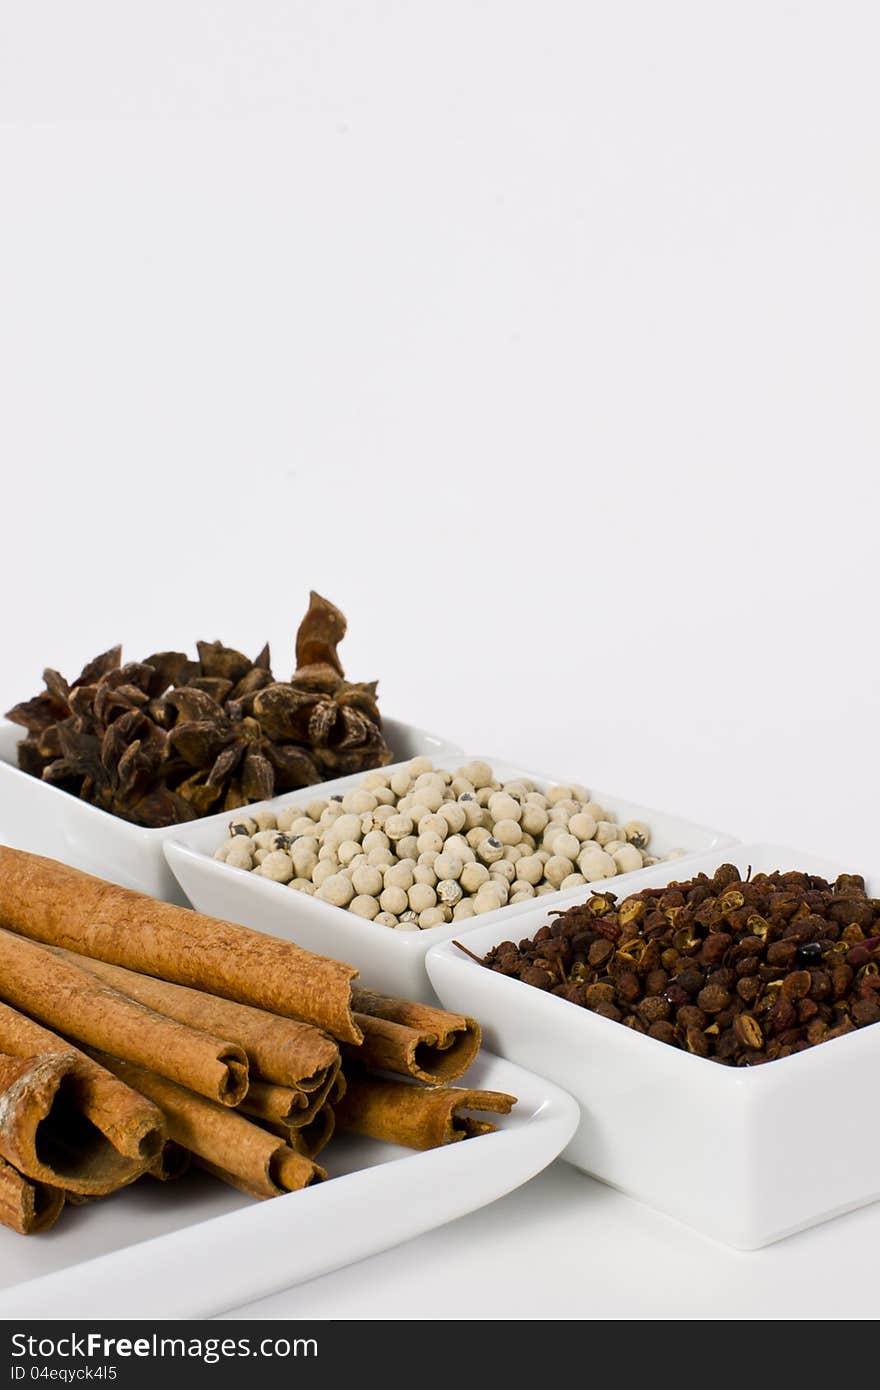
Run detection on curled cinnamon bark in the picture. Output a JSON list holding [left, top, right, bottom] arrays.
[[0, 849, 361, 1043], [336, 1074, 515, 1150], [0, 931, 247, 1106], [349, 987, 481, 1083], [91, 1052, 325, 1198], [0, 1003, 163, 1192], [0, 1154, 64, 1235], [50, 950, 340, 1093]]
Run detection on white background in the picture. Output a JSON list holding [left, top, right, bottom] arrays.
[[1, 2, 878, 1318]]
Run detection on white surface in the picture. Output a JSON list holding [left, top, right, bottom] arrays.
[[1, 0, 879, 1320], [0, 717, 460, 903], [0, 1053, 577, 1319], [165, 753, 735, 1000], [428, 844, 880, 1249]]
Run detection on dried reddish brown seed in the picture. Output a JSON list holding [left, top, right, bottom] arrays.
[[733, 1014, 764, 1049]]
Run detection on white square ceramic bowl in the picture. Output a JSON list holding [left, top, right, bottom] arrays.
[[426, 843, 880, 1250], [0, 717, 462, 904], [164, 754, 736, 1001]]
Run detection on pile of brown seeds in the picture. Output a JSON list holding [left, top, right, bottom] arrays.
[[476, 864, 880, 1065]]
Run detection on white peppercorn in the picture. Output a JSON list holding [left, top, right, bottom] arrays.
[[341, 789, 378, 815], [452, 898, 476, 921], [546, 785, 574, 806], [411, 784, 444, 813], [433, 852, 463, 882], [490, 858, 515, 883], [438, 802, 467, 834], [290, 877, 316, 894], [416, 830, 444, 856], [253, 849, 270, 865], [488, 793, 521, 824], [384, 861, 415, 892], [379, 885, 408, 915], [229, 816, 257, 837], [613, 845, 644, 875], [360, 770, 390, 790], [594, 821, 620, 846], [417, 812, 447, 839], [374, 911, 399, 927], [561, 872, 587, 891], [317, 873, 355, 907], [578, 847, 617, 881], [351, 864, 384, 897], [436, 878, 462, 906], [568, 812, 598, 842], [474, 884, 504, 914], [493, 818, 522, 846], [337, 839, 362, 866], [451, 777, 476, 798], [366, 847, 395, 868], [624, 820, 651, 850], [312, 860, 338, 888], [460, 760, 493, 787], [510, 880, 535, 898], [460, 861, 490, 894], [362, 829, 390, 854], [259, 850, 294, 884], [477, 836, 504, 865], [521, 803, 548, 836], [225, 846, 254, 870], [350, 894, 380, 919], [515, 854, 544, 885], [407, 756, 434, 777], [544, 855, 575, 887], [408, 883, 437, 914], [384, 814, 413, 843], [413, 864, 437, 887], [389, 770, 412, 797], [552, 832, 580, 863]]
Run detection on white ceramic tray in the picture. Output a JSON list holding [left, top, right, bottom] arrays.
[[0, 717, 462, 904], [165, 754, 737, 1000], [426, 844, 880, 1250], [0, 1052, 578, 1319]]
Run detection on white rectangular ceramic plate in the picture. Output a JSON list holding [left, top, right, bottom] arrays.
[[426, 845, 880, 1249], [165, 754, 737, 1000], [0, 1053, 578, 1319], [0, 717, 463, 904]]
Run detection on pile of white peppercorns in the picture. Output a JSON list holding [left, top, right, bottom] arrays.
[[212, 758, 687, 931]]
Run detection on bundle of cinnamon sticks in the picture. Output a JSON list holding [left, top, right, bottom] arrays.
[[0, 847, 514, 1236]]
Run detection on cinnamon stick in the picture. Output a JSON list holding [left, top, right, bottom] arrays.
[[0, 1154, 64, 1235], [0, 1002, 163, 1193], [91, 1052, 325, 1198], [335, 1074, 516, 1150], [0, 930, 247, 1106], [0, 849, 361, 1043], [51, 948, 339, 1092], [349, 986, 481, 1083]]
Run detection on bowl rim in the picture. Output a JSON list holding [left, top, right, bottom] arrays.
[[424, 839, 880, 1085], [163, 753, 739, 952]]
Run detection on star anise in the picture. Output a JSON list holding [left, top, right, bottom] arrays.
[[5, 593, 393, 827]]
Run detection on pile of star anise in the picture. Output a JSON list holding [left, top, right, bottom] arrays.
[[5, 593, 393, 827]]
